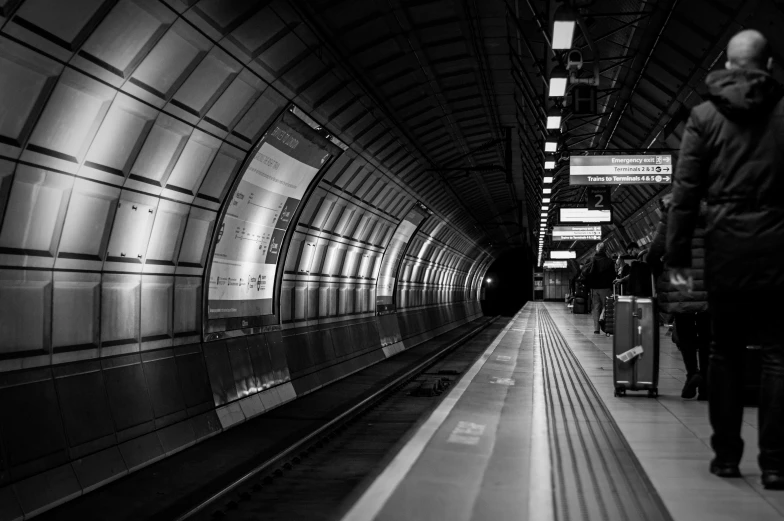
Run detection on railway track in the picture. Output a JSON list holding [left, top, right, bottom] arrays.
[[178, 317, 506, 521]]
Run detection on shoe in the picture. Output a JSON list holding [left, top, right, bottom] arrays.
[[762, 472, 784, 490], [681, 374, 702, 400], [594, 330, 600, 334], [710, 460, 741, 478]]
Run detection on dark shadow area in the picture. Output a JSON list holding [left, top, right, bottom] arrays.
[[481, 247, 532, 317]]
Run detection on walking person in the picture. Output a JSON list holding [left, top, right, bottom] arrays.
[[585, 242, 615, 335], [648, 194, 710, 400], [666, 29, 784, 488]]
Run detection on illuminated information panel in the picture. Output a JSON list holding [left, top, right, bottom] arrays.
[[376, 205, 429, 313], [208, 112, 333, 320], [552, 225, 602, 241], [543, 260, 568, 269], [550, 250, 576, 259], [560, 207, 612, 223], [570, 154, 672, 185]]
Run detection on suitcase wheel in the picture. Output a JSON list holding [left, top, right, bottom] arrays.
[[648, 389, 659, 398], [614, 387, 626, 397]]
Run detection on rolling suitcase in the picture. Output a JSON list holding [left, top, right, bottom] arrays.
[[613, 276, 659, 397]]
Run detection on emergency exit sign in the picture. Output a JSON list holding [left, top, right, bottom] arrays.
[[570, 155, 672, 185]]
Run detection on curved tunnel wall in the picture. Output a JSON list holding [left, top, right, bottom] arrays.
[[0, 0, 494, 516]]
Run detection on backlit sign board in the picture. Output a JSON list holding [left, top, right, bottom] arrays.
[[560, 207, 612, 223], [543, 260, 568, 269], [207, 109, 335, 320], [552, 225, 602, 241], [570, 155, 672, 185], [550, 250, 576, 259], [376, 205, 429, 312]]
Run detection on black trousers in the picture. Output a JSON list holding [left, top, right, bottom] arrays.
[[673, 312, 711, 385], [709, 294, 784, 471]]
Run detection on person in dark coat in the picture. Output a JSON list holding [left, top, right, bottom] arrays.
[[613, 255, 630, 295], [666, 29, 784, 488], [648, 194, 710, 400], [585, 242, 615, 334]]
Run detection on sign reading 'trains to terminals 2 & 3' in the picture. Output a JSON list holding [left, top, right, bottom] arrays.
[[570, 155, 672, 185]]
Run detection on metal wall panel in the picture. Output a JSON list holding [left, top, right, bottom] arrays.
[[0, 0, 494, 511]]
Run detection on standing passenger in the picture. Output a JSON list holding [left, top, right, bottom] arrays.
[[585, 242, 615, 335], [648, 194, 710, 400], [666, 29, 784, 488]]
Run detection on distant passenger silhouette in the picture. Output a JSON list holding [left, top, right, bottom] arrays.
[[666, 29, 784, 489]]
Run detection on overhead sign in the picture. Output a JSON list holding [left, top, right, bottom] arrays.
[[543, 260, 568, 269], [570, 155, 672, 185], [552, 225, 602, 241], [550, 250, 576, 259], [560, 207, 612, 223], [587, 186, 611, 210]]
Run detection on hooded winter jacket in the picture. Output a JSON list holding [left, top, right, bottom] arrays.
[[647, 194, 708, 313], [666, 68, 784, 294], [585, 250, 615, 290]]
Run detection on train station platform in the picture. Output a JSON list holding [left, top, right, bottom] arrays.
[[340, 302, 784, 521]]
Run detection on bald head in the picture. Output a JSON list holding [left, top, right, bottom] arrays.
[[726, 29, 772, 71], [595, 242, 606, 254]]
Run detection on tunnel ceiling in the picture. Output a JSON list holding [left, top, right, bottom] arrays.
[[289, 0, 784, 258]]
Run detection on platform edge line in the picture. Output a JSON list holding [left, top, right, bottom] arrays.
[[339, 310, 523, 521]]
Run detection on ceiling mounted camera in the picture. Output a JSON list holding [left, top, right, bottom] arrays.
[[567, 49, 583, 71]]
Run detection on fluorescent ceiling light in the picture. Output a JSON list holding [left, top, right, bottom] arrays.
[[543, 198, 551, 203], [548, 76, 568, 97], [544, 176, 554, 184], [544, 160, 555, 170], [543, 188, 552, 194], [545, 141, 558, 153], [546, 115, 562, 129], [542, 206, 549, 211], [552, 20, 576, 49]]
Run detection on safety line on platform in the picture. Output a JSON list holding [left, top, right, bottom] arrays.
[[529, 306, 556, 521], [537, 304, 673, 521], [339, 310, 523, 521]]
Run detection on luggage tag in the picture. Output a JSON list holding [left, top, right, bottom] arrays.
[[616, 345, 644, 362]]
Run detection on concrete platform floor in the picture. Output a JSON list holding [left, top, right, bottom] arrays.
[[340, 302, 784, 521]]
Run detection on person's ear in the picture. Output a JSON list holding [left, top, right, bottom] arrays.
[[767, 57, 774, 72], [725, 60, 732, 70]]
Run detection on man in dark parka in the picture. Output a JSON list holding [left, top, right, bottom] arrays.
[[666, 29, 784, 488]]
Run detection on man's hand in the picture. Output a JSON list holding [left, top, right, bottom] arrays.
[[669, 267, 693, 292]]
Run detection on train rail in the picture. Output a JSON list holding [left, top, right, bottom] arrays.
[[176, 316, 504, 521]]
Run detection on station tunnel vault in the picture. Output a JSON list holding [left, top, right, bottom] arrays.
[[0, 1, 502, 516]]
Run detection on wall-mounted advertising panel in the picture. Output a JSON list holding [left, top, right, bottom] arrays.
[[570, 155, 672, 185], [543, 260, 568, 269], [552, 225, 602, 241], [559, 207, 612, 223], [207, 110, 335, 320], [550, 250, 576, 259], [376, 204, 429, 313]]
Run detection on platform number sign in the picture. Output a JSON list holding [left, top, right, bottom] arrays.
[[587, 186, 611, 211]]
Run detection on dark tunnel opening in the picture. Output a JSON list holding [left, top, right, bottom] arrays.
[[481, 248, 533, 317]]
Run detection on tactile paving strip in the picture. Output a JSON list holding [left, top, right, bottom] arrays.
[[537, 304, 672, 521]]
